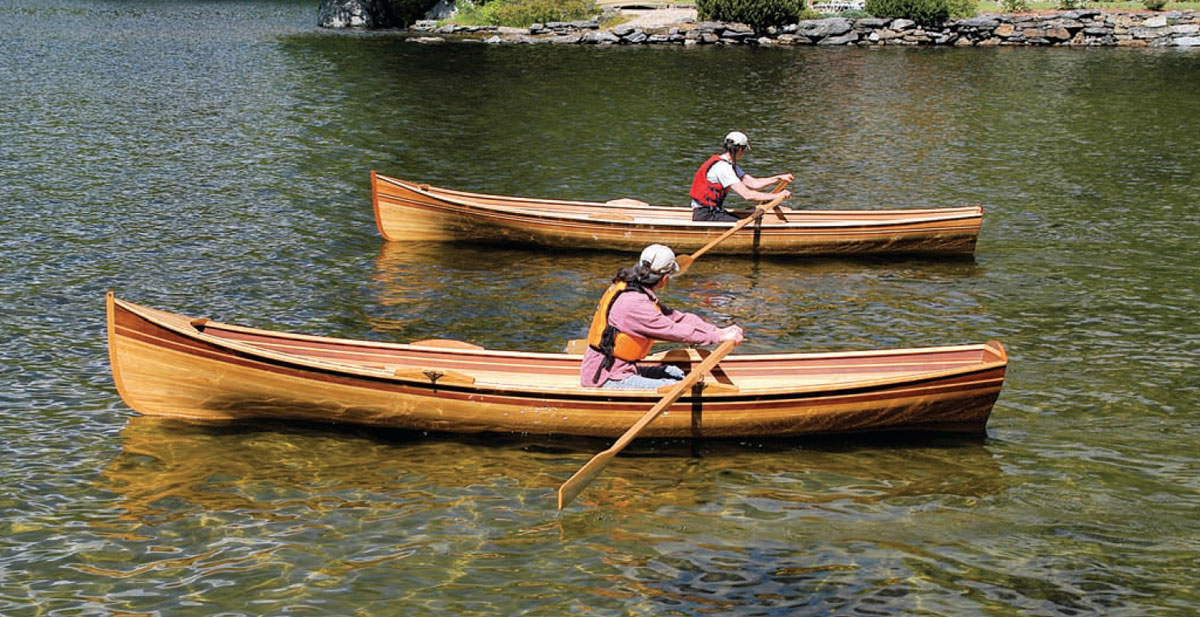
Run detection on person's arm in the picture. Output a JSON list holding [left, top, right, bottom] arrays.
[[713, 161, 789, 203], [612, 294, 725, 347], [729, 180, 790, 202], [669, 309, 744, 344], [740, 172, 794, 191]]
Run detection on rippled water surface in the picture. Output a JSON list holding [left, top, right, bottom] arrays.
[[2, 1, 1199, 614]]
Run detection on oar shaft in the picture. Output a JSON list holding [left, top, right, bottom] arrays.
[[765, 179, 791, 223], [557, 339, 738, 510], [686, 191, 789, 265]]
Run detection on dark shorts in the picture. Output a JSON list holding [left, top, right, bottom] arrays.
[[691, 207, 748, 222]]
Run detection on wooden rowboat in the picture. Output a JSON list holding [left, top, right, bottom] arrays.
[[371, 172, 984, 256], [107, 293, 1008, 438]]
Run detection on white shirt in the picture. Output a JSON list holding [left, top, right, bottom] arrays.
[[706, 157, 743, 188], [690, 156, 746, 208]]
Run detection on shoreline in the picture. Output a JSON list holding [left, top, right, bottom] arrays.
[[396, 9, 1199, 47]]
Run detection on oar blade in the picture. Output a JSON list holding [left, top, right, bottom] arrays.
[[557, 449, 618, 510], [675, 254, 695, 275]]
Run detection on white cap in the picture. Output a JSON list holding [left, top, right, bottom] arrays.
[[639, 244, 680, 276], [724, 130, 750, 149]]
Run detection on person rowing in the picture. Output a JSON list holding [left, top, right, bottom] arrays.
[[580, 244, 744, 389], [690, 131, 793, 222]]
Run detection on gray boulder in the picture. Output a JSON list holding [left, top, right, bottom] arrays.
[[819, 31, 859, 44], [318, 0, 392, 28], [855, 18, 892, 28], [797, 18, 852, 38], [423, 0, 456, 21], [583, 30, 621, 44], [958, 17, 1000, 29]]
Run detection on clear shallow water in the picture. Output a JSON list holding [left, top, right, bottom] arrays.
[[2, 0, 1199, 614]]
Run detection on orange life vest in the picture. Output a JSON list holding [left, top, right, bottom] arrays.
[[586, 281, 661, 364]]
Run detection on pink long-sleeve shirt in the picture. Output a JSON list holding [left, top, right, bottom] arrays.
[[580, 286, 722, 387]]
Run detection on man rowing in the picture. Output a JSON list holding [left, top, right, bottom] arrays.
[[580, 244, 744, 389], [690, 131, 793, 222]]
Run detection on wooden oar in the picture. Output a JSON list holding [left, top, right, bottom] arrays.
[[748, 177, 792, 223], [676, 191, 790, 275], [556, 338, 738, 510], [767, 178, 792, 223]]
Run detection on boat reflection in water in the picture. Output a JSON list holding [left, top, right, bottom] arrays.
[[365, 241, 611, 350], [99, 417, 1005, 521], [367, 239, 986, 354], [98, 417, 564, 525]]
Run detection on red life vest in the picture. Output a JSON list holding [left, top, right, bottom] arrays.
[[690, 154, 731, 208], [586, 282, 661, 364]]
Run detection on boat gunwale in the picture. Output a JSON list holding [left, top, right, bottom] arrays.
[[109, 294, 1008, 402]]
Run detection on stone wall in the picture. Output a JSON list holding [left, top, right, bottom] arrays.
[[401, 10, 1200, 47]]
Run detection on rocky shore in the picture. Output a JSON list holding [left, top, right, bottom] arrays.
[[394, 10, 1200, 47]]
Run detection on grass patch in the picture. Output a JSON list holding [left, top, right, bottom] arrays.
[[445, 0, 600, 27], [599, 12, 635, 27]]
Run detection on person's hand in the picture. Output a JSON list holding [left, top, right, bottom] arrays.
[[773, 189, 792, 201], [718, 325, 744, 345], [778, 173, 795, 184]]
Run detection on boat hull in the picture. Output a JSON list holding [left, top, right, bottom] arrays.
[[371, 172, 983, 256], [107, 294, 1007, 438]]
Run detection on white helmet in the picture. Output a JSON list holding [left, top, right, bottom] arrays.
[[724, 131, 750, 149]]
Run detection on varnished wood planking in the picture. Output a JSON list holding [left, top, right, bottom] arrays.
[[371, 172, 983, 256], [107, 293, 1007, 437]]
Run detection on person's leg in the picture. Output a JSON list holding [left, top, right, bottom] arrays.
[[692, 207, 740, 222], [601, 366, 683, 390], [637, 364, 685, 380]]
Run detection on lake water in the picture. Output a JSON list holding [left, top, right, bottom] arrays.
[[2, 0, 1199, 614]]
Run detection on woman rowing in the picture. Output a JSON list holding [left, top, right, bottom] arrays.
[[690, 131, 793, 222], [580, 244, 744, 389]]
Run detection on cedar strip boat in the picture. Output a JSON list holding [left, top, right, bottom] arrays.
[[371, 171, 984, 256], [107, 293, 1008, 438]]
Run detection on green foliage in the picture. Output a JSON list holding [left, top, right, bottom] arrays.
[[864, 0, 951, 24], [489, 0, 598, 26], [698, 0, 807, 29], [998, 0, 1029, 11], [450, 0, 504, 25], [446, 0, 597, 27], [1056, 0, 1082, 8], [1143, 0, 1168, 8], [948, 0, 976, 17], [386, 0, 443, 27], [837, 8, 873, 17]]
